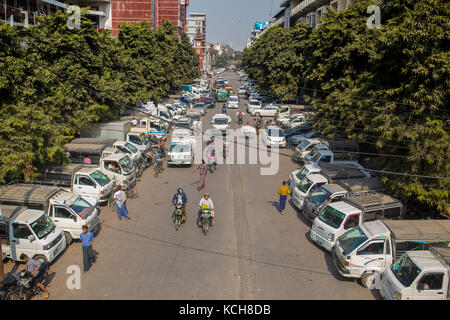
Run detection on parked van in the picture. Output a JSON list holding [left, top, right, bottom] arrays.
[[332, 219, 450, 287], [0, 183, 99, 245], [380, 246, 450, 300], [168, 138, 193, 166], [101, 153, 136, 189], [0, 205, 67, 263], [302, 177, 383, 221], [311, 192, 404, 252], [37, 164, 115, 204]]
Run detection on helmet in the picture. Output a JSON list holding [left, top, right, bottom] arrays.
[[177, 188, 183, 194]]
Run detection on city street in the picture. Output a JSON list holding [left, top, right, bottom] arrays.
[[2, 71, 375, 300]]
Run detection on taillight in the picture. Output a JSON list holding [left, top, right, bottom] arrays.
[[345, 261, 349, 267], [101, 190, 104, 195]]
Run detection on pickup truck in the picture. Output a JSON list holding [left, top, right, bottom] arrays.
[[310, 191, 404, 252], [302, 177, 383, 221], [0, 183, 100, 245], [112, 141, 145, 177], [130, 118, 168, 138], [304, 149, 359, 165], [37, 164, 115, 204], [291, 162, 371, 210], [275, 104, 314, 120], [101, 151, 136, 189], [0, 205, 67, 264], [380, 246, 450, 300], [332, 219, 450, 288]]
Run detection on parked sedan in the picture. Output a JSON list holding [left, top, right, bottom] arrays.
[[250, 105, 278, 117], [238, 86, 247, 95], [262, 126, 286, 148]]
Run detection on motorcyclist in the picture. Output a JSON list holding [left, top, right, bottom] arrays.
[[19, 253, 49, 299], [237, 111, 244, 125], [222, 103, 227, 114], [172, 188, 188, 223], [198, 193, 215, 226]]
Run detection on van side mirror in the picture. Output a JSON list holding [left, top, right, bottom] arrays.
[[28, 235, 35, 242]]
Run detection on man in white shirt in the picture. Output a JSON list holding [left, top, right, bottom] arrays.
[[198, 193, 215, 226], [114, 185, 130, 221]]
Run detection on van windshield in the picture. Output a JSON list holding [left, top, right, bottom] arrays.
[[119, 156, 133, 174], [296, 167, 310, 181], [297, 177, 313, 194], [391, 254, 421, 287], [90, 170, 110, 186], [169, 143, 191, 153], [338, 227, 368, 255], [214, 118, 229, 125], [298, 140, 310, 150], [30, 214, 55, 240], [70, 196, 94, 219], [318, 205, 346, 229], [125, 142, 138, 153], [311, 151, 322, 162], [308, 188, 331, 206]]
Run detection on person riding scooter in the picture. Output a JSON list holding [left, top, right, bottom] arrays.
[[198, 193, 215, 226], [237, 111, 244, 125], [19, 254, 49, 299], [172, 187, 188, 223]]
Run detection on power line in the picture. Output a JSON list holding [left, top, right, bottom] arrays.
[[1, 40, 448, 180]]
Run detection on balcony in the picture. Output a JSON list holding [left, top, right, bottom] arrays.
[[291, 0, 330, 18], [274, 16, 284, 27]]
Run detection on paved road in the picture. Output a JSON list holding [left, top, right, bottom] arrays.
[[2, 71, 376, 300]]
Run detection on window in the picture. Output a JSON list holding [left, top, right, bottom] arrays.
[[321, 155, 332, 162], [344, 215, 359, 230], [55, 207, 73, 219], [357, 241, 384, 255], [418, 274, 444, 290], [12, 224, 32, 239], [129, 135, 142, 145], [385, 239, 391, 255], [78, 176, 96, 187]]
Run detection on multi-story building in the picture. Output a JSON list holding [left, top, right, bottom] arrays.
[[270, 0, 355, 29], [186, 12, 206, 73], [1, 0, 189, 37]]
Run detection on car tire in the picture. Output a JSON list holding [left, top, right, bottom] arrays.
[[361, 272, 376, 288], [33, 254, 49, 265], [64, 232, 73, 246], [255, 113, 260, 117]]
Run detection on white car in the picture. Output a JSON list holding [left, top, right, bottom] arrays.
[[250, 106, 278, 117], [211, 114, 232, 135], [238, 86, 246, 95], [227, 96, 239, 109], [247, 99, 262, 113], [283, 116, 307, 130], [262, 126, 286, 148], [168, 139, 193, 166]]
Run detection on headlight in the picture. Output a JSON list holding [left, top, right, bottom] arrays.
[[328, 233, 335, 242], [43, 243, 52, 250], [392, 291, 402, 300]]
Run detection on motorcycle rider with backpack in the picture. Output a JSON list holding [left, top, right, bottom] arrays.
[[172, 188, 188, 223]]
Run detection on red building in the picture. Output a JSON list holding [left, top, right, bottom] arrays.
[[111, 0, 189, 36]]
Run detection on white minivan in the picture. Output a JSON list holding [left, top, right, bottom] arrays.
[[168, 138, 193, 166]]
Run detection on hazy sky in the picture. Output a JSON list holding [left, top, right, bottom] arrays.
[[188, 0, 277, 51]]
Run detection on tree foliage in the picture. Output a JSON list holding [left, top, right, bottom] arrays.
[[243, 0, 449, 215], [0, 12, 200, 182]]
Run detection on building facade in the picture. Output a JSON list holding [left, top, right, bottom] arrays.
[[186, 12, 206, 73], [1, 0, 189, 37]]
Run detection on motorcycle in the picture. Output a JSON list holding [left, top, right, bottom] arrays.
[[4, 264, 49, 300], [237, 116, 243, 126], [153, 152, 163, 177], [207, 155, 217, 174], [173, 203, 184, 231], [200, 207, 212, 235]]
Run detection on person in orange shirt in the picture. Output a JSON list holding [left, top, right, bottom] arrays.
[[277, 181, 291, 215]]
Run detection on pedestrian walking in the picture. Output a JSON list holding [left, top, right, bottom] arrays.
[[193, 160, 208, 191], [114, 185, 130, 221], [277, 181, 291, 215], [80, 225, 96, 272]]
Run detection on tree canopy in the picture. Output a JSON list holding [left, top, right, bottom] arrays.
[[243, 0, 449, 216], [0, 12, 200, 182]]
